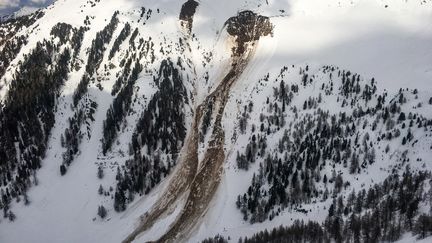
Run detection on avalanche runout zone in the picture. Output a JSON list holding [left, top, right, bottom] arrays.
[[123, 10, 273, 243]]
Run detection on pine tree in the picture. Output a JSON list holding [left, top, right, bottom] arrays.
[[98, 184, 104, 195], [349, 153, 358, 174], [398, 112, 406, 122], [97, 205, 107, 218], [8, 211, 16, 222], [97, 166, 104, 179], [60, 164, 67, 176], [114, 190, 126, 212]]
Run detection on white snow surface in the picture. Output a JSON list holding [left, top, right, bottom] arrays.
[[0, 0, 432, 242]]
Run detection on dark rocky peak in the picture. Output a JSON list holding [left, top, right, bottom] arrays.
[[179, 0, 199, 33], [225, 10, 273, 55]]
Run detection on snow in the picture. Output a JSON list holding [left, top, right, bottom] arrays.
[[13, 6, 40, 17], [398, 233, 432, 243], [190, 0, 432, 241], [0, 0, 432, 242]]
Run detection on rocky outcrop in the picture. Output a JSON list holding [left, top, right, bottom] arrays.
[[225, 11, 273, 55], [179, 0, 199, 34]]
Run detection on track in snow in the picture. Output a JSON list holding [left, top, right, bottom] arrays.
[[156, 42, 259, 243], [123, 9, 273, 243]]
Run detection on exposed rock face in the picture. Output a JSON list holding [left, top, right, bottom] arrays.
[[179, 0, 199, 34], [225, 10, 273, 55]]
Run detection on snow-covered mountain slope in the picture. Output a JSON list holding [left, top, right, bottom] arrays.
[[0, 0, 431, 243]]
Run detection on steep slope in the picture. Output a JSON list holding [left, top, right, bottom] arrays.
[[0, 0, 431, 243], [0, 0, 198, 242], [190, 1, 432, 242]]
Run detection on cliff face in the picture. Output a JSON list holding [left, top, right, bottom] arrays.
[[179, 0, 199, 34], [225, 10, 273, 55]]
